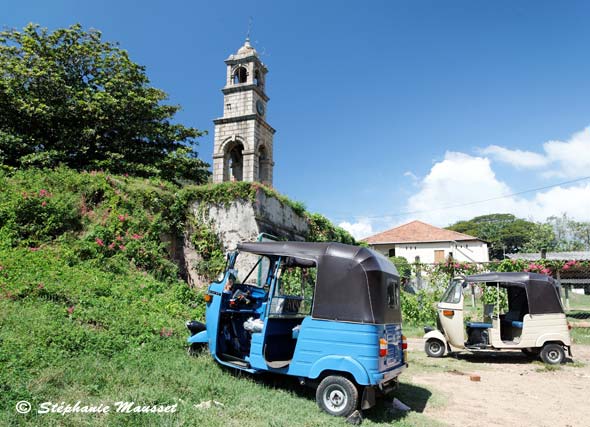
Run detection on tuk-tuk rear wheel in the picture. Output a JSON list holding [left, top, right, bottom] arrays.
[[540, 343, 565, 365], [425, 339, 445, 358], [316, 375, 358, 418]]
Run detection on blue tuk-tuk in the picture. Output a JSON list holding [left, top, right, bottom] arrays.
[[186, 241, 407, 417]]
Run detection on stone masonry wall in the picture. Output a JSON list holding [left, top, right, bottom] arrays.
[[180, 191, 308, 287]]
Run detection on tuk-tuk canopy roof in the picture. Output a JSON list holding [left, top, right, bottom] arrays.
[[237, 241, 400, 323], [464, 272, 563, 314]]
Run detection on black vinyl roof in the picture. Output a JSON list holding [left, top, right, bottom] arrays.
[[238, 241, 358, 262], [237, 241, 400, 323], [464, 272, 563, 314]]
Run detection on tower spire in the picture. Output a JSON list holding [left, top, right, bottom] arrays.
[[246, 16, 253, 42]]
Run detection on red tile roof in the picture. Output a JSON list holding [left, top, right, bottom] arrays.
[[363, 220, 481, 244]]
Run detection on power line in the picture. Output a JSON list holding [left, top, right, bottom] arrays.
[[335, 175, 590, 221]]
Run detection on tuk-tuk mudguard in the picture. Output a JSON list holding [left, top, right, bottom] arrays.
[[535, 333, 570, 348], [187, 330, 208, 344], [308, 356, 371, 385], [424, 329, 447, 346]]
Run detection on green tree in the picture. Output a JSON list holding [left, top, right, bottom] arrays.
[[0, 24, 209, 183], [447, 213, 556, 259], [389, 256, 411, 278], [546, 214, 590, 251]]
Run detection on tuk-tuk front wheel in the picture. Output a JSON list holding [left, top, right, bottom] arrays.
[[425, 339, 445, 358], [316, 375, 358, 418], [187, 343, 205, 357], [540, 343, 565, 365]]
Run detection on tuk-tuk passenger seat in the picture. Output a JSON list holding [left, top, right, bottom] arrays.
[[466, 322, 492, 329]]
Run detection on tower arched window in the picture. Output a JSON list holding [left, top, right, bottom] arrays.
[[226, 142, 244, 182], [233, 67, 248, 84], [254, 69, 262, 87]]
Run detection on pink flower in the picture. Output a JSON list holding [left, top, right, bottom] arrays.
[[108, 242, 116, 249], [131, 234, 142, 240], [116, 235, 123, 241], [118, 214, 127, 222], [67, 306, 75, 315], [159, 327, 173, 338], [124, 173, 129, 177], [95, 238, 104, 247], [29, 247, 40, 251], [562, 264, 570, 270], [0, 266, 3, 271], [38, 283, 44, 289], [118, 245, 125, 251], [39, 189, 48, 197], [41, 201, 47, 207]]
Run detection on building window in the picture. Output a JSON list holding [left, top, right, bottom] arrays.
[[388, 248, 396, 257]]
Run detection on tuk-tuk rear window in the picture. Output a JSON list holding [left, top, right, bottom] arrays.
[[386, 278, 399, 309]]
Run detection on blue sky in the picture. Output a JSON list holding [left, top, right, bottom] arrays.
[[5, 1, 590, 238]]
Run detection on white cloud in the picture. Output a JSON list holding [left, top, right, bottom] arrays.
[[338, 218, 373, 240], [481, 126, 590, 178], [404, 151, 590, 227], [480, 145, 549, 168], [542, 127, 590, 178]]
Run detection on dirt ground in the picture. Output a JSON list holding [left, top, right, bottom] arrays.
[[405, 338, 590, 427]]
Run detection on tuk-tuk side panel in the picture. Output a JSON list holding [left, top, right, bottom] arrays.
[[283, 317, 405, 386], [490, 313, 571, 348], [523, 314, 571, 347], [489, 317, 502, 347]]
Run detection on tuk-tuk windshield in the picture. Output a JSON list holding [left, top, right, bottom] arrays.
[[441, 279, 463, 304], [234, 253, 273, 287]]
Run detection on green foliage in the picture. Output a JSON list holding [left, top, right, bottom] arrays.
[[446, 213, 556, 259], [179, 180, 308, 217], [306, 213, 356, 245], [190, 221, 226, 281], [401, 290, 442, 326], [0, 167, 185, 281], [0, 171, 81, 246], [0, 23, 209, 183], [481, 286, 508, 313], [545, 213, 590, 251], [390, 256, 411, 278], [0, 246, 205, 408]]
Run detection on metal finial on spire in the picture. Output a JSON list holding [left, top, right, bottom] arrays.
[[246, 16, 253, 42]]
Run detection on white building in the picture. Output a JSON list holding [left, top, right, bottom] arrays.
[[363, 220, 489, 264]]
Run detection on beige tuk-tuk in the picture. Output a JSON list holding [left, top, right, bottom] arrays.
[[423, 272, 571, 364]]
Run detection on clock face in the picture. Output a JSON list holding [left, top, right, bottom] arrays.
[[256, 100, 265, 116]]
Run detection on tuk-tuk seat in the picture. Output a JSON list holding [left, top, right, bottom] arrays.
[[511, 321, 523, 328], [466, 322, 492, 329]]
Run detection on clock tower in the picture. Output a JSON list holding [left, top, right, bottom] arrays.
[[212, 39, 275, 185]]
